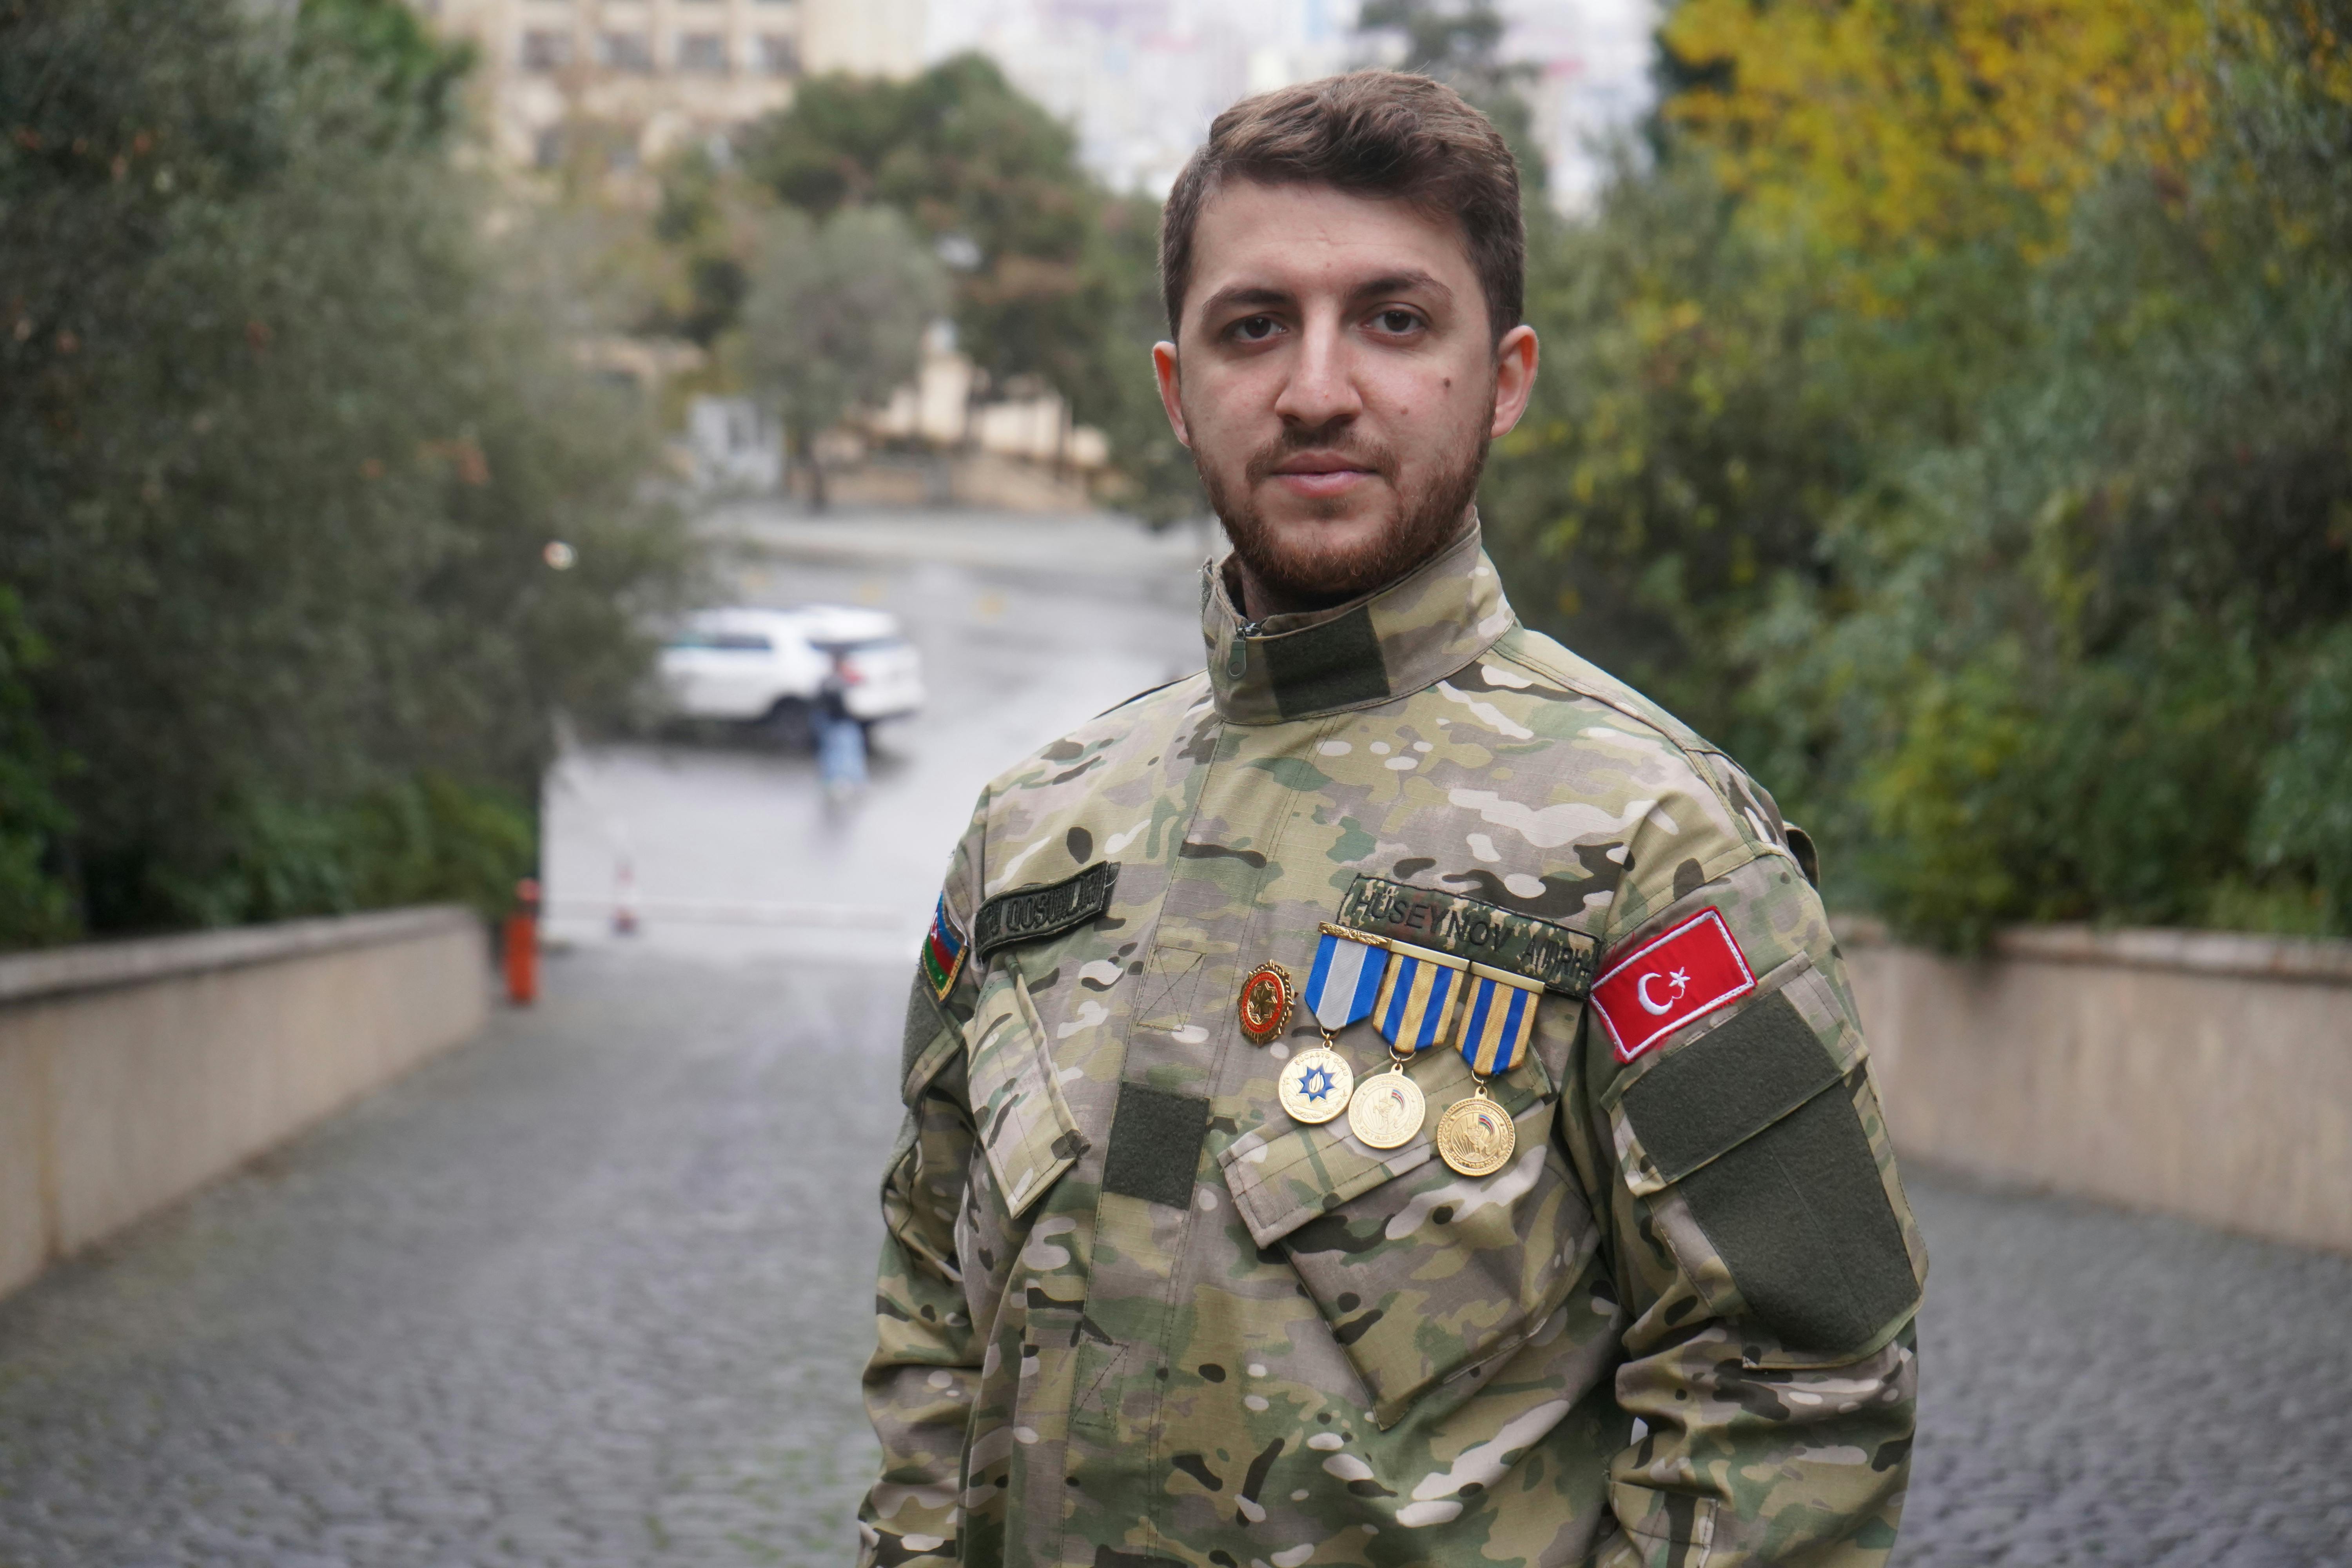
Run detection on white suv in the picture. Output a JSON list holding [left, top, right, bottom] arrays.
[[658, 606, 925, 736]]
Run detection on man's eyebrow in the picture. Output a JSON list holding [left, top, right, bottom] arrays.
[[1194, 270, 1456, 323], [1350, 270, 1454, 304], [1196, 283, 1294, 319]]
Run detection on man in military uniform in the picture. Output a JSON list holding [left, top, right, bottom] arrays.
[[861, 71, 1923, 1568]]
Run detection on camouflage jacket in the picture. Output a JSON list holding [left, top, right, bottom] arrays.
[[861, 523, 1924, 1568]]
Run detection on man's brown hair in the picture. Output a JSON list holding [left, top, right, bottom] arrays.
[[1159, 71, 1525, 343]]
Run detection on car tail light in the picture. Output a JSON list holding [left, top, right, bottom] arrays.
[[833, 652, 865, 685]]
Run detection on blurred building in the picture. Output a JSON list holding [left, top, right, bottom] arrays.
[[926, 0, 1654, 209], [866, 323, 1110, 472], [411, 0, 926, 169]]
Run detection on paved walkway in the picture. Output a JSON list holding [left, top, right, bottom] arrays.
[[0, 947, 2344, 1566], [0, 950, 899, 1568]]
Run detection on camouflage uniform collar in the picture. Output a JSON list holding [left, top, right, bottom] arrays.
[[1201, 517, 1517, 724]]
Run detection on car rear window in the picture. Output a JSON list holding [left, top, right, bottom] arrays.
[[812, 636, 907, 656], [668, 630, 774, 652]]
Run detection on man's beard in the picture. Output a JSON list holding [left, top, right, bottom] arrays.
[[1201, 415, 1490, 610]]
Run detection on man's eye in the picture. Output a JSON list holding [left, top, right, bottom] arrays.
[[1375, 309, 1421, 333], [1232, 315, 1280, 341]]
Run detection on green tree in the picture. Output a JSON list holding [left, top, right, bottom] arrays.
[[0, 591, 75, 947], [737, 205, 948, 509], [735, 54, 1197, 521], [0, 0, 688, 942], [1479, 0, 2352, 946]]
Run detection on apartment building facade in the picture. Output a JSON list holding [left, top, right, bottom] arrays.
[[414, 0, 926, 169]]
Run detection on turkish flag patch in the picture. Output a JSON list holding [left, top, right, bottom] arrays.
[[1590, 907, 1757, 1063]]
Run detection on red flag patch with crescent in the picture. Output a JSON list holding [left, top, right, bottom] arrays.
[[1590, 907, 1756, 1063]]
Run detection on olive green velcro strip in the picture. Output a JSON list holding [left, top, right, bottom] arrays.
[[1676, 1081, 1919, 1356], [1623, 991, 1915, 1356], [1621, 992, 1841, 1183], [1265, 605, 1388, 718], [898, 971, 954, 1101], [1102, 1081, 1210, 1208]]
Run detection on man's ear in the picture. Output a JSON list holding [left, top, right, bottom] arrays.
[[1152, 341, 1191, 448], [1488, 324, 1539, 440]]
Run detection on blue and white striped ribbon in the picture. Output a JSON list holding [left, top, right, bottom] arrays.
[[1305, 925, 1390, 1032], [1455, 964, 1543, 1077], [1372, 940, 1468, 1053]]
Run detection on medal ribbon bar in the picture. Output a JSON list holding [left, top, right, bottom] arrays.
[[1372, 937, 1469, 1053], [1305, 924, 1390, 1032], [1455, 963, 1542, 1077]]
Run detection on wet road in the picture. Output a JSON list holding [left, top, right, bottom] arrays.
[[0, 510, 2344, 1566]]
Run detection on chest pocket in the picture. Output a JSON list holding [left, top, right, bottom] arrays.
[[967, 960, 1087, 1220], [1213, 1024, 1599, 1429]]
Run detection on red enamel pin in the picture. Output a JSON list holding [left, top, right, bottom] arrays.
[[1237, 961, 1295, 1044]]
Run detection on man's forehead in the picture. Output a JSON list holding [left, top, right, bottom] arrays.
[[1187, 178, 1475, 304]]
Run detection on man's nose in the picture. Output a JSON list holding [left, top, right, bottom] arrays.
[[1272, 316, 1363, 428]]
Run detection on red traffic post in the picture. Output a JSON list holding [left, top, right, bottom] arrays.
[[504, 877, 541, 1006]]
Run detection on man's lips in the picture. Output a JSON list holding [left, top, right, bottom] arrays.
[[1267, 455, 1378, 497]]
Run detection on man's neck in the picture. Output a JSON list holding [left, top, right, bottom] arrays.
[[1224, 555, 1357, 624], [1221, 512, 1477, 625]]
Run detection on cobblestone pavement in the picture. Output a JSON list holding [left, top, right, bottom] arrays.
[[1898, 1176, 2352, 1567], [0, 949, 905, 1568], [1, 943, 2344, 1566]]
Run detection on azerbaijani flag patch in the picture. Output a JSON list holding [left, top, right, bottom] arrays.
[[921, 895, 967, 1001], [1589, 907, 1756, 1063]]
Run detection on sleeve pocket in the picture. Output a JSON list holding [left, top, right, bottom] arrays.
[[1610, 962, 1922, 1365], [966, 961, 1086, 1219]]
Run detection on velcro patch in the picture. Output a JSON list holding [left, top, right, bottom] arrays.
[[975, 861, 1120, 959], [1101, 1081, 1209, 1209], [1590, 907, 1755, 1063]]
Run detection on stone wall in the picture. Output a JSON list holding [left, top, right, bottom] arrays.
[[1844, 922, 2352, 1254], [0, 907, 490, 1299]]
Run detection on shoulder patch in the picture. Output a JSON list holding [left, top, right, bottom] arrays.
[[975, 861, 1120, 959], [1590, 907, 1756, 1063], [920, 894, 967, 1001], [1338, 874, 1597, 997]]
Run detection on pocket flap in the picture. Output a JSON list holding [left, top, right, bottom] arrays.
[[1216, 1035, 1554, 1249], [1281, 1118, 1600, 1428], [967, 963, 1085, 1218]]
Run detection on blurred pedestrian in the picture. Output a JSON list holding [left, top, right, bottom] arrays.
[[815, 677, 867, 803], [860, 71, 1922, 1568]]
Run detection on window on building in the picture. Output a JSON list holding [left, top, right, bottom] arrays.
[[757, 34, 800, 76], [598, 31, 653, 72], [520, 29, 571, 71], [533, 125, 566, 169], [677, 33, 729, 73]]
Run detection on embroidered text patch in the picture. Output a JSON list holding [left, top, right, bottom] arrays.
[[974, 861, 1120, 959]]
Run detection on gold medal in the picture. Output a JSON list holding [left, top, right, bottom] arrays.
[[1237, 962, 1295, 1044], [1276, 1044, 1354, 1124], [1347, 1063, 1426, 1150], [1435, 1086, 1516, 1177]]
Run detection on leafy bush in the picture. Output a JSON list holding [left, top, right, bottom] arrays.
[[1483, 0, 2352, 946], [0, 0, 688, 944]]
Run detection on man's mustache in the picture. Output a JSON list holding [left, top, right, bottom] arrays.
[[1243, 428, 1399, 487]]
